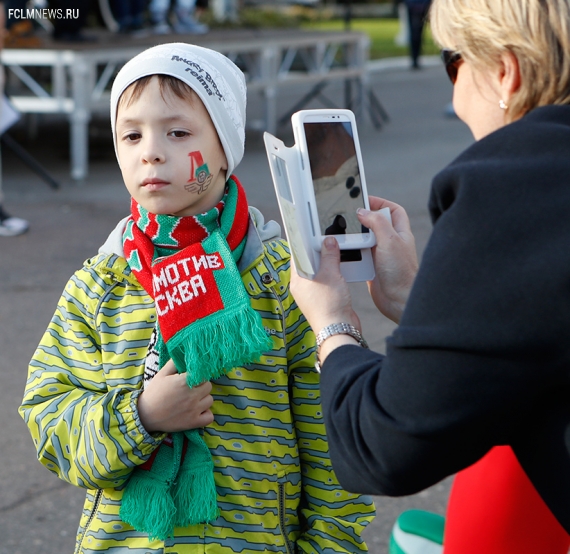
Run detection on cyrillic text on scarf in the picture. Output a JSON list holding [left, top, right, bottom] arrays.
[[153, 252, 225, 318]]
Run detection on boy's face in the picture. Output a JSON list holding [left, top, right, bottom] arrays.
[[116, 76, 228, 217]]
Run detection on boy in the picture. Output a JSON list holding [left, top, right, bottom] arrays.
[[19, 43, 374, 553]]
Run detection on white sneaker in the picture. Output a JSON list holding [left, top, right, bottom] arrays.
[[173, 20, 208, 34], [173, 11, 208, 34], [152, 22, 172, 35], [0, 212, 29, 236]]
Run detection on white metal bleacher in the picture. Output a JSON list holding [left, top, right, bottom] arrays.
[[1, 29, 370, 180]]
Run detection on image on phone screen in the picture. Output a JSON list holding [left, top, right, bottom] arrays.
[[303, 122, 369, 237]]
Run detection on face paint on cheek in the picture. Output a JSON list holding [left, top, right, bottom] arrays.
[[185, 150, 213, 194]]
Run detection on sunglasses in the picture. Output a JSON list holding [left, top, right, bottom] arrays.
[[441, 49, 463, 84]]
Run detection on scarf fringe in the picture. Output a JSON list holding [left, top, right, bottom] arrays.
[[170, 306, 272, 388], [173, 461, 220, 527], [120, 473, 176, 541]]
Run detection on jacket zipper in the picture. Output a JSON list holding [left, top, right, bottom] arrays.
[[272, 289, 287, 353], [272, 283, 294, 554], [75, 489, 103, 554], [278, 482, 294, 554]]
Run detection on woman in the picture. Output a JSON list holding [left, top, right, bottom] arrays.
[[290, 0, 570, 542]]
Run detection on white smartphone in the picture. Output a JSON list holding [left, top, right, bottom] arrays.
[[291, 109, 376, 252]]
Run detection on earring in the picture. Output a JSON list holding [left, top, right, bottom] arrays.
[[499, 99, 509, 110]]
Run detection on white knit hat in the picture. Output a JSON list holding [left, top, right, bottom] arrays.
[[110, 42, 247, 177]]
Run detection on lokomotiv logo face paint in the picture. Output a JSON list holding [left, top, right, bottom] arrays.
[[185, 151, 213, 194]]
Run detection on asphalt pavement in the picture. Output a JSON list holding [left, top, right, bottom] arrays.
[[0, 58, 474, 553]]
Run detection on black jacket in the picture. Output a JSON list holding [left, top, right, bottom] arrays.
[[320, 105, 570, 531]]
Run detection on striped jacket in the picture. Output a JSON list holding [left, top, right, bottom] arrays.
[[20, 208, 375, 554]]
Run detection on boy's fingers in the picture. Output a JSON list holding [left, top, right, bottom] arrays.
[[198, 393, 214, 411], [158, 359, 178, 376], [194, 380, 213, 396], [199, 410, 215, 426]]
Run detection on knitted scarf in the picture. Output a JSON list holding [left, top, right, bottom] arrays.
[[120, 177, 271, 540]]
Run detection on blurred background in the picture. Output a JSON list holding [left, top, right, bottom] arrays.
[[0, 1, 473, 552]]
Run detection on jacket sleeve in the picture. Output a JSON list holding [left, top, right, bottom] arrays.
[[19, 261, 164, 490], [319, 143, 570, 498], [282, 269, 375, 553]]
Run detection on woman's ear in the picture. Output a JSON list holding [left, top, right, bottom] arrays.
[[499, 51, 521, 105]]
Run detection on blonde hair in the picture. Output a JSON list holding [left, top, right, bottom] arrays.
[[430, 0, 570, 121]]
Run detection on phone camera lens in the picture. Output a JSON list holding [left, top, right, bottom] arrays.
[[345, 176, 355, 189], [350, 186, 361, 198]]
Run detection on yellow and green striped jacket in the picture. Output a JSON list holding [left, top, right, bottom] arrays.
[[20, 211, 375, 554]]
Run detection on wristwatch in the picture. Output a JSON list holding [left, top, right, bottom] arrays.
[[314, 322, 368, 372]]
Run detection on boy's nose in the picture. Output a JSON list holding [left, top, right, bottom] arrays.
[[143, 153, 165, 164], [145, 154, 164, 164], [142, 144, 165, 164]]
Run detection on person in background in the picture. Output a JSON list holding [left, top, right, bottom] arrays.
[[149, 0, 208, 34], [49, 0, 95, 42], [111, 0, 146, 34], [0, 0, 28, 237], [393, 0, 409, 48], [290, 0, 570, 546], [4, 0, 41, 47], [0, 155, 29, 236], [0, 148, 28, 236], [195, 0, 208, 17], [404, 0, 432, 68]]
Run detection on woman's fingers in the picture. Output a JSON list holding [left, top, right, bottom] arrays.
[[363, 196, 413, 235]]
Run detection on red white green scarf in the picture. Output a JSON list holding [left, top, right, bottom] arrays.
[[120, 176, 271, 540]]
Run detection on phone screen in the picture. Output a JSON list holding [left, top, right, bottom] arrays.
[[303, 121, 368, 236]]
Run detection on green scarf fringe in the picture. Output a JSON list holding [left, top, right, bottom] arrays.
[[121, 433, 182, 541], [173, 459, 219, 527], [169, 305, 272, 388], [121, 472, 177, 541], [121, 430, 220, 540]]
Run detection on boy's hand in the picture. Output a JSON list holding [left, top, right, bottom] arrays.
[[137, 360, 214, 434]]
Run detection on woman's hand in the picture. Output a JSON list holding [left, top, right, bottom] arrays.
[[290, 236, 362, 359], [137, 359, 214, 434], [357, 197, 419, 323]]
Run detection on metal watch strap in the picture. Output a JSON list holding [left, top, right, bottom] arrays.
[[314, 322, 368, 372]]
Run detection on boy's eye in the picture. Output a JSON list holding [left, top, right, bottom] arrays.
[[170, 130, 190, 138], [124, 132, 141, 142]]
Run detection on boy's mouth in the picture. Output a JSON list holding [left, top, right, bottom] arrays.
[[141, 178, 170, 190]]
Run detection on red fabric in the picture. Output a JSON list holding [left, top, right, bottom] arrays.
[[444, 446, 570, 554], [150, 246, 225, 342], [123, 179, 249, 343], [130, 198, 211, 248]]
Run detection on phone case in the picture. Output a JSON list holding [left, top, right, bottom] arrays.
[[291, 109, 376, 253], [263, 130, 375, 283]]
